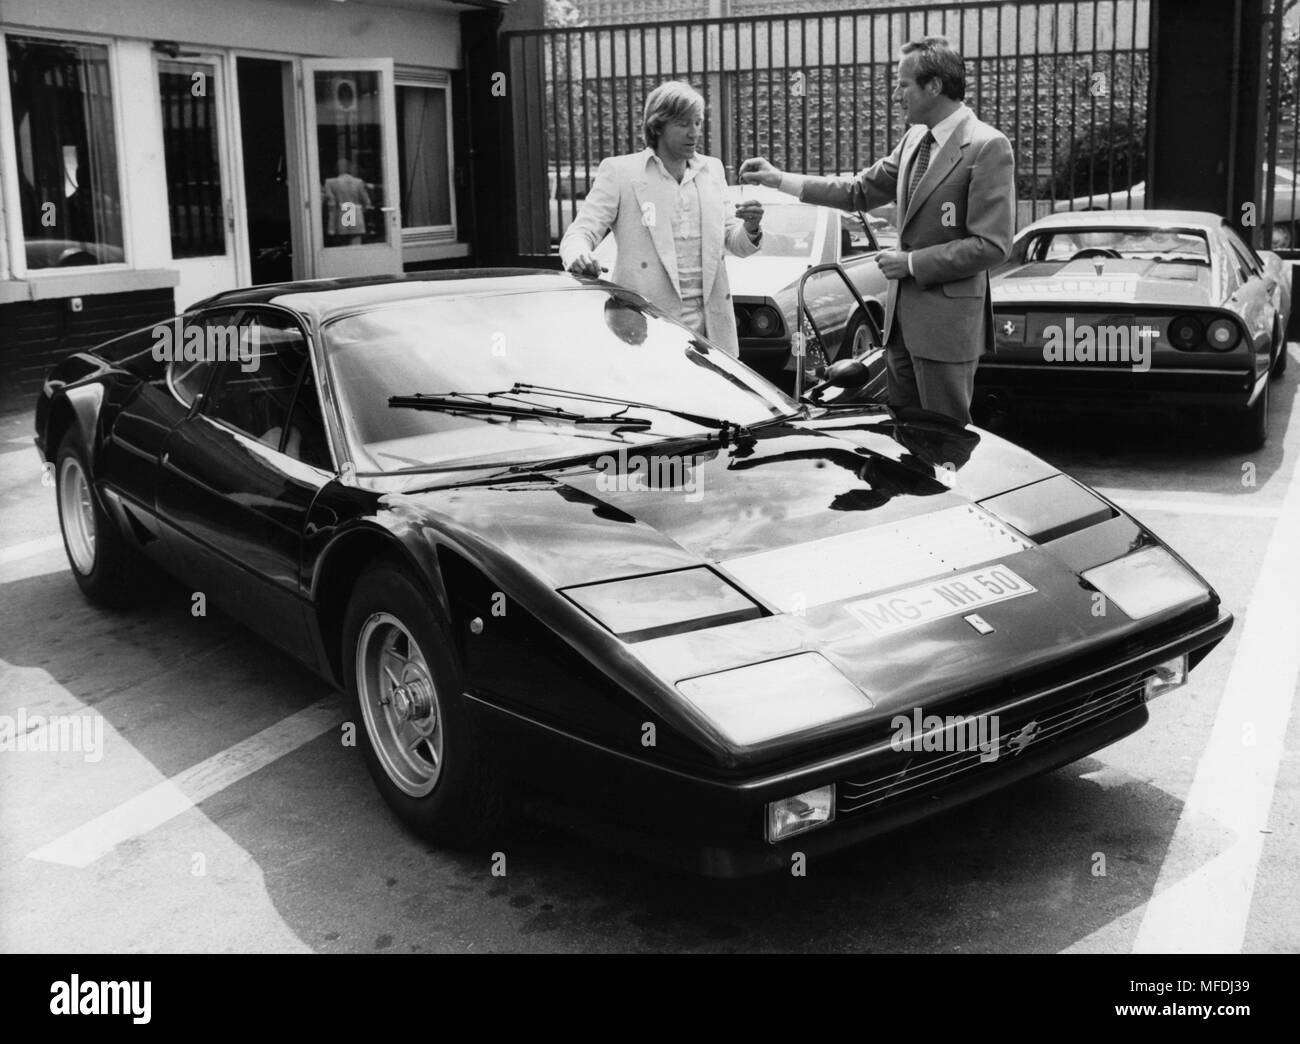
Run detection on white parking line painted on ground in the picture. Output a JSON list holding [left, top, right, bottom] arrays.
[[0, 534, 63, 565], [26, 696, 342, 868], [1130, 425, 1300, 953]]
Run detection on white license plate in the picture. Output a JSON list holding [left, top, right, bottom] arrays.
[[844, 564, 1036, 637]]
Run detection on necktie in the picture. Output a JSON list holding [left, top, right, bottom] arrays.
[[906, 131, 935, 209]]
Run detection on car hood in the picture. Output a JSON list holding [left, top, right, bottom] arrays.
[[725, 256, 813, 298], [381, 414, 1056, 590], [372, 411, 1213, 759], [992, 258, 1215, 307]]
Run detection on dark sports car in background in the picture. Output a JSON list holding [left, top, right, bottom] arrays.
[[980, 210, 1291, 449], [36, 270, 1231, 876]]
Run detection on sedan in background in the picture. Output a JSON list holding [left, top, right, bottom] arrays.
[[980, 210, 1291, 449]]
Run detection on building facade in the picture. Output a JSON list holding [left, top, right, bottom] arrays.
[[0, 0, 511, 409]]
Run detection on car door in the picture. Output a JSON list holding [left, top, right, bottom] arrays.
[[833, 212, 888, 392], [155, 306, 333, 664], [86, 310, 237, 563]]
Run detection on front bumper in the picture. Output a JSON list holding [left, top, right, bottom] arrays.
[[469, 606, 1232, 877]]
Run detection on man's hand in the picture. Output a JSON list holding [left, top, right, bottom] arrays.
[[734, 200, 764, 237], [876, 250, 911, 280], [738, 157, 783, 188], [566, 252, 605, 278]]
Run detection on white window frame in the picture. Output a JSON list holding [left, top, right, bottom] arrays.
[[0, 26, 133, 280], [394, 65, 464, 263]]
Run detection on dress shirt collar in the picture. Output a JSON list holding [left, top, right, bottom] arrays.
[[925, 103, 969, 151], [645, 147, 703, 181]]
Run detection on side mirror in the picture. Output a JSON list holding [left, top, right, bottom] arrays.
[[807, 357, 871, 401]]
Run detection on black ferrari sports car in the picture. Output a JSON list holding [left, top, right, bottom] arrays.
[[35, 270, 1232, 876]]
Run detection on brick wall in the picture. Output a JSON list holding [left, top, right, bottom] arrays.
[[0, 289, 175, 414]]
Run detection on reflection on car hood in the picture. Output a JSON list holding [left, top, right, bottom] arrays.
[[992, 258, 1215, 307], [724, 255, 813, 298], [384, 415, 1056, 592]]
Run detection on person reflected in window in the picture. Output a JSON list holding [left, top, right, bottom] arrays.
[[324, 158, 372, 245]]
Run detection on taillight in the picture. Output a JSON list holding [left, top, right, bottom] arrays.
[[734, 306, 750, 337], [750, 305, 781, 338], [1205, 318, 1241, 351], [1168, 314, 1204, 350]]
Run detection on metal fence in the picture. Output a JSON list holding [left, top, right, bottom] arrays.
[[1263, 0, 1300, 254], [504, 0, 1153, 256]]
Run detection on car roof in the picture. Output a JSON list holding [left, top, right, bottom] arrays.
[[191, 269, 591, 323], [1024, 209, 1225, 232]]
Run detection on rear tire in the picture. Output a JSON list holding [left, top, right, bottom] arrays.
[[343, 561, 504, 846], [55, 432, 148, 607], [1270, 321, 1287, 379], [1231, 377, 1269, 451]]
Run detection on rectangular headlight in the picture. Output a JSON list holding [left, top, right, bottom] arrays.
[[1081, 546, 1208, 619], [562, 567, 762, 642], [676, 652, 873, 753], [766, 786, 836, 843]]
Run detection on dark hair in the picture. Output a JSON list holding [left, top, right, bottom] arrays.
[[901, 36, 965, 101]]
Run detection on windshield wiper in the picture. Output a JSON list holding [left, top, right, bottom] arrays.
[[388, 392, 651, 431], [505, 382, 777, 436]]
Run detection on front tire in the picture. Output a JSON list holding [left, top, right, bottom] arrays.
[[343, 561, 503, 845], [838, 312, 871, 362], [55, 432, 148, 607]]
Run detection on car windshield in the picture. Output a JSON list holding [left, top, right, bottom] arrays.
[[1027, 227, 1211, 264], [742, 204, 819, 258], [322, 286, 796, 473]]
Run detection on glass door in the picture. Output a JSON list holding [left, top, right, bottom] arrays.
[[157, 55, 239, 308], [301, 59, 401, 278]]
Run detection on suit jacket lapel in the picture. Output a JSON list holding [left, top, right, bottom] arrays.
[[896, 128, 923, 217], [697, 161, 722, 299], [632, 162, 681, 298], [901, 114, 972, 231]]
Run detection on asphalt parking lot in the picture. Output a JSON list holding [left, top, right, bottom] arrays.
[[2, 342, 1298, 954]]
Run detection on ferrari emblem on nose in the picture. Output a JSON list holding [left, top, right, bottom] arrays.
[[1001, 320, 1015, 336]]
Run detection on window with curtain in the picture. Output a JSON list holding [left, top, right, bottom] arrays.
[[396, 83, 452, 230], [6, 35, 124, 269]]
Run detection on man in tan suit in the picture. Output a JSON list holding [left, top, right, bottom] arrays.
[[740, 37, 1014, 424], [562, 81, 763, 357]]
